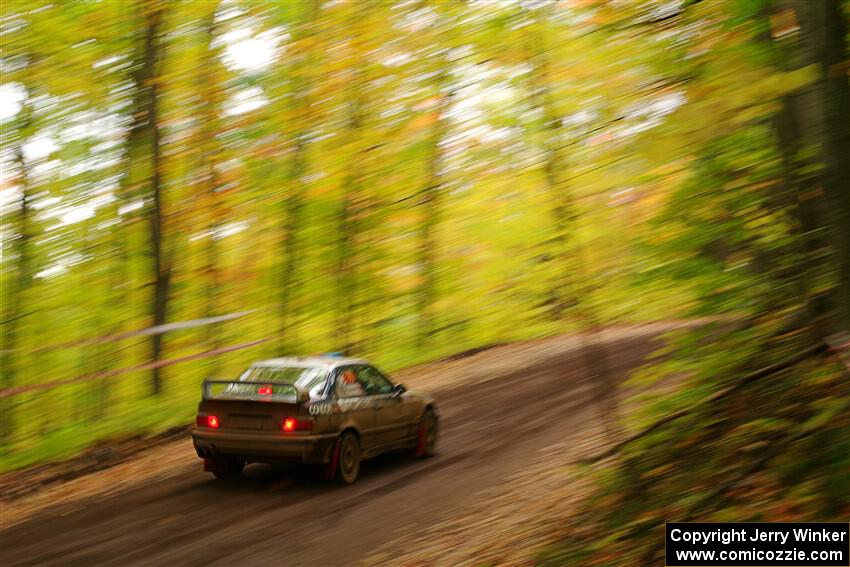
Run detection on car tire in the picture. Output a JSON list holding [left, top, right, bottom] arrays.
[[334, 431, 361, 485], [209, 457, 244, 480], [414, 409, 438, 458]]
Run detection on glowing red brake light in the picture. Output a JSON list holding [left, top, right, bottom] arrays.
[[196, 414, 220, 428], [257, 385, 273, 395], [282, 417, 312, 432]]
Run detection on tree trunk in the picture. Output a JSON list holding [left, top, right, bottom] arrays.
[[127, 0, 169, 395], [772, 87, 833, 333], [762, 2, 833, 336], [198, 4, 224, 371], [334, 188, 358, 355], [527, 12, 576, 323], [334, 6, 370, 356], [527, 6, 624, 445], [794, 0, 850, 330], [279, 0, 319, 353], [1, 99, 34, 443], [416, 62, 452, 348]]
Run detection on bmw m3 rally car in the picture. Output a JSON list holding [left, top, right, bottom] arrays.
[[192, 356, 438, 484]]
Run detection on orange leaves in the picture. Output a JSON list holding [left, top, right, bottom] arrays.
[[770, 7, 800, 40]]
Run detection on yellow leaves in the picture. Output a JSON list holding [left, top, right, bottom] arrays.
[[777, 63, 819, 93], [295, 36, 320, 54], [722, 65, 817, 112], [305, 179, 334, 198], [409, 112, 439, 131], [392, 210, 423, 228]]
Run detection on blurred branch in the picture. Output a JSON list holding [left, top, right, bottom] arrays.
[[620, 0, 704, 30], [389, 116, 630, 208], [575, 0, 703, 39], [580, 340, 830, 464], [5, 310, 258, 355], [0, 309, 38, 327], [0, 337, 272, 399]]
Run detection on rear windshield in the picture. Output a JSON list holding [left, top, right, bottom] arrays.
[[239, 366, 328, 398]]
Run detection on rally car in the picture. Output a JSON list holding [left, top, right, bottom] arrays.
[[191, 356, 438, 484]]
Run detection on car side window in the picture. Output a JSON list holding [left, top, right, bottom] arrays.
[[335, 366, 366, 399], [356, 365, 394, 396], [304, 373, 330, 400]]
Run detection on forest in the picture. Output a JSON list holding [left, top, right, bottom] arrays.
[[2, 0, 849, 564]]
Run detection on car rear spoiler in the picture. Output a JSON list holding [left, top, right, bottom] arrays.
[[201, 380, 309, 403]]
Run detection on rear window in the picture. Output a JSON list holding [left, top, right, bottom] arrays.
[[204, 381, 300, 402], [238, 366, 329, 399]]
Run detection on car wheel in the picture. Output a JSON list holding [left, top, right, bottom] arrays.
[[414, 409, 438, 458], [208, 457, 244, 480], [335, 431, 361, 485]]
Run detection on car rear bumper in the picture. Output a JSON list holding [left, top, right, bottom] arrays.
[[192, 428, 338, 464]]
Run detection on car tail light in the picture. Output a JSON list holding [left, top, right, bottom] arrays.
[[282, 417, 313, 432], [196, 414, 220, 429], [257, 385, 272, 395]]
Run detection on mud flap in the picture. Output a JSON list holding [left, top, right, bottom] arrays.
[[414, 421, 427, 457], [323, 438, 341, 480]]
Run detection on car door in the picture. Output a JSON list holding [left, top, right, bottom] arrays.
[[356, 365, 409, 448], [333, 366, 378, 452]]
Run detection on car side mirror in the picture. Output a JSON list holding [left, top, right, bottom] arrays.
[[392, 383, 406, 397]]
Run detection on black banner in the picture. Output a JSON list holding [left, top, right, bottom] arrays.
[[666, 523, 849, 566]]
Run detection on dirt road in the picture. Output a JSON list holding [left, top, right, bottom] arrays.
[[0, 325, 676, 566]]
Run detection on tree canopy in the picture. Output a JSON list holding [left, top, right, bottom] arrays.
[[2, 1, 849, 558]]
